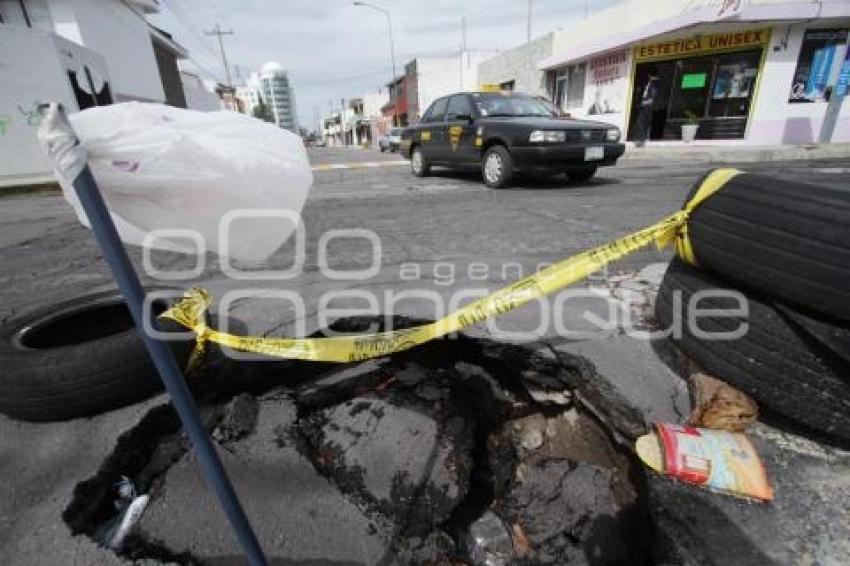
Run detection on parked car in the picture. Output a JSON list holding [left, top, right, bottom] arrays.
[[379, 127, 403, 152], [400, 91, 625, 188]]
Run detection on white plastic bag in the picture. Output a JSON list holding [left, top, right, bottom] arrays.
[[58, 102, 312, 262]]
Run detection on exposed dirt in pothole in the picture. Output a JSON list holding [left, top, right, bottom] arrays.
[[62, 316, 657, 565]]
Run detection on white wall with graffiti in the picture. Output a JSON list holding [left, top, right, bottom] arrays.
[[0, 26, 109, 183]]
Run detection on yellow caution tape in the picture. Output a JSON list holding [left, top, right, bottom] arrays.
[[161, 169, 741, 363], [674, 168, 742, 266]]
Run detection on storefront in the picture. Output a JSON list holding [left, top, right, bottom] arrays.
[[537, 0, 850, 145], [626, 28, 770, 141]]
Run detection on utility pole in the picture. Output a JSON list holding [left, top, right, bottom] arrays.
[[205, 23, 234, 87], [526, 0, 532, 42]]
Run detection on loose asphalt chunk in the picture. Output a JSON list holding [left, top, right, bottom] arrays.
[[138, 396, 395, 564]]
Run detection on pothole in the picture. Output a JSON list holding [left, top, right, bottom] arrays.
[[63, 316, 654, 565]]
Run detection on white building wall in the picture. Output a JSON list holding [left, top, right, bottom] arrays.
[[362, 92, 389, 118], [0, 26, 107, 182], [181, 71, 220, 112], [415, 51, 491, 119], [478, 33, 554, 96], [749, 22, 850, 144], [46, 0, 165, 102]]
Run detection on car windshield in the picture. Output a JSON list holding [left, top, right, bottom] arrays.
[[473, 94, 555, 117]]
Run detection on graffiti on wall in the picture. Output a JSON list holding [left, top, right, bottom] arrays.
[[0, 114, 11, 137], [17, 101, 46, 127]]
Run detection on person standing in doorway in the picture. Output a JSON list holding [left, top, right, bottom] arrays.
[[636, 71, 659, 146]]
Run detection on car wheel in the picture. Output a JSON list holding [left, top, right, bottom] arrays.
[[568, 167, 597, 183], [410, 146, 431, 177], [482, 145, 513, 189]]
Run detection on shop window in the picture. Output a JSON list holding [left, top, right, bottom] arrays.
[[789, 29, 849, 103], [553, 63, 586, 110], [709, 50, 760, 118]]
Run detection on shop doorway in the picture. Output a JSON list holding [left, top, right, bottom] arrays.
[[628, 49, 762, 141], [628, 61, 675, 141]]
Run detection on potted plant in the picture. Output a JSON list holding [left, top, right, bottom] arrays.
[[681, 111, 700, 143]]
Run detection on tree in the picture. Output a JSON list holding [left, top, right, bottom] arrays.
[[252, 99, 271, 122]]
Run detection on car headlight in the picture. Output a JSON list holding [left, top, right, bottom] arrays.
[[529, 130, 566, 143], [606, 128, 620, 142]]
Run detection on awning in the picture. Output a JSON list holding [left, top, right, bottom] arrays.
[[537, 1, 849, 70]]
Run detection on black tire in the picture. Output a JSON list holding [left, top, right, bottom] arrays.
[[0, 289, 195, 422], [410, 146, 431, 177], [482, 145, 514, 188], [568, 166, 597, 183], [685, 172, 850, 321], [655, 258, 850, 444]]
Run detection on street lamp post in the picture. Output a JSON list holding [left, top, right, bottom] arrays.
[[353, 1, 396, 80]]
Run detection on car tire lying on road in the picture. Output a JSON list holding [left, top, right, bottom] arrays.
[[685, 172, 850, 322], [482, 145, 513, 189], [568, 166, 597, 183], [0, 289, 195, 422], [655, 258, 850, 445], [410, 146, 431, 177]]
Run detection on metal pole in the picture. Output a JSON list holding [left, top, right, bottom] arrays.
[[527, 0, 532, 42], [37, 104, 267, 566], [353, 3, 396, 80], [386, 10, 396, 80], [206, 23, 235, 87], [818, 37, 850, 143]]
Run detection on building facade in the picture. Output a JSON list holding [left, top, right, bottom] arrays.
[[383, 50, 497, 126], [259, 62, 297, 132], [535, 0, 850, 144], [0, 0, 194, 185], [478, 33, 555, 96]]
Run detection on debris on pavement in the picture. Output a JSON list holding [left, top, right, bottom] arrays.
[[92, 476, 150, 551], [636, 423, 774, 501], [468, 510, 514, 566], [688, 372, 758, 432]]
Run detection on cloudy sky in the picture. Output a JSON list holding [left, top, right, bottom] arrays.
[[150, 0, 618, 129]]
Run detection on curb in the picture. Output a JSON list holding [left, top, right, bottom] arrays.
[[621, 143, 850, 163], [311, 161, 407, 171]]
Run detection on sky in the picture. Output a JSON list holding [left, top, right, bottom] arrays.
[[149, 0, 619, 130]]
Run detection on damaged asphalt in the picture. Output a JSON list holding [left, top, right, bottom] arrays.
[[1, 152, 849, 564]]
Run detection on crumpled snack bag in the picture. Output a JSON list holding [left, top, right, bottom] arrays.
[[688, 373, 758, 432], [636, 423, 773, 501]]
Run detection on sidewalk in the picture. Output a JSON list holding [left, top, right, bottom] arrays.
[[621, 142, 850, 163]]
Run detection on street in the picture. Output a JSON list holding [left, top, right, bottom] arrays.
[[2, 149, 850, 323], [1, 151, 849, 564]]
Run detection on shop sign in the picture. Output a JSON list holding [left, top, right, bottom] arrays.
[[634, 28, 769, 61], [588, 51, 627, 85]]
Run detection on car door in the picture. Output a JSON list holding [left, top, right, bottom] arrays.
[[416, 97, 449, 161], [443, 94, 479, 163]]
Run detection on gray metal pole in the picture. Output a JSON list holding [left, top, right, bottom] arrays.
[[37, 104, 267, 566], [818, 38, 850, 143], [387, 10, 396, 80]]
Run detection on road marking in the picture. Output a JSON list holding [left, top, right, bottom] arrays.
[[312, 161, 407, 171]]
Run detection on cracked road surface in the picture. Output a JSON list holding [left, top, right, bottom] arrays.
[[1, 149, 849, 564]]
